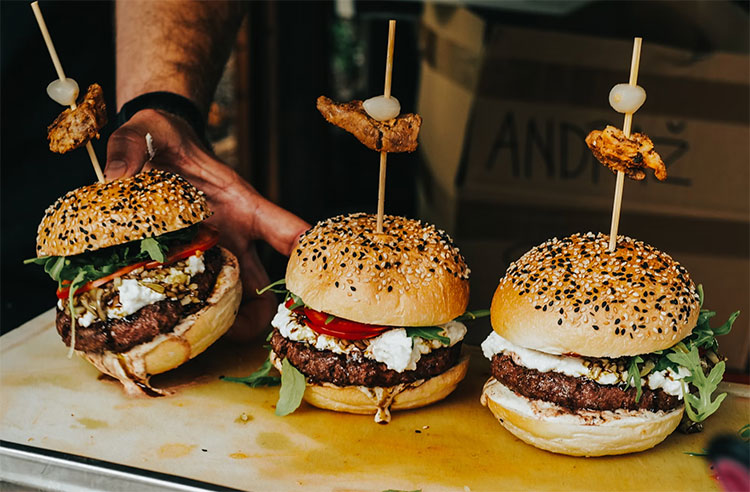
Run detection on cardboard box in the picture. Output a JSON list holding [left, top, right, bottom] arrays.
[[416, 3, 749, 370]]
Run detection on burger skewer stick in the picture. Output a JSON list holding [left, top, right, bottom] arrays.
[[30, 1, 105, 184], [375, 20, 396, 234], [607, 37, 642, 252]]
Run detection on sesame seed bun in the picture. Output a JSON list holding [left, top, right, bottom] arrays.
[[285, 213, 470, 327], [481, 378, 683, 456], [490, 233, 700, 358], [78, 247, 241, 396], [271, 351, 469, 423], [36, 169, 212, 257]]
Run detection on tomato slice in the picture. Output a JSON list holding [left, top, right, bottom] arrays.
[[284, 298, 389, 340], [56, 225, 220, 299]]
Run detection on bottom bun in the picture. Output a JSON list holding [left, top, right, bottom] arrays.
[[481, 378, 683, 457], [79, 247, 242, 396], [271, 350, 469, 423]]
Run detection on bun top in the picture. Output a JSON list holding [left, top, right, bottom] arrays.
[[286, 213, 470, 326], [36, 169, 211, 257], [490, 233, 700, 357]]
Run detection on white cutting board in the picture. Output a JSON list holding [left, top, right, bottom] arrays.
[[2, 309, 748, 491]]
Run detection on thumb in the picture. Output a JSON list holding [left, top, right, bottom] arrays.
[[105, 123, 150, 181], [251, 195, 310, 256]]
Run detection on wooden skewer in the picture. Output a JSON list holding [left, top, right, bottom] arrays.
[[31, 1, 105, 183], [608, 37, 642, 252], [376, 20, 396, 234]]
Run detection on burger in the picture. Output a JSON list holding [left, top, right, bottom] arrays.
[[262, 213, 473, 423], [26, 169, 242, 395], [480, 232, 736, 456]]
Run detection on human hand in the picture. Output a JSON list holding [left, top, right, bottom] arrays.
[[105, 109, 310, 340]]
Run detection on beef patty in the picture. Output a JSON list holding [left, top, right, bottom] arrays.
[[56, 247, 223, 353], [491, 353, 682, 413], [269, 329, 462, 387]]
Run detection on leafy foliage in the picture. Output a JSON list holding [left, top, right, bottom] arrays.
[[667, 346, 727, 423], [25, 225, 199, 289], [623, 285, 739, 423], [221, 355, 280, 388], [276, 358, 306, 416], [405, 326, 450, 345]]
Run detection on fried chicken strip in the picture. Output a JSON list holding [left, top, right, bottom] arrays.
[[585, 125, 667, 181], [316, 95, 421, 153], [48, 83, 107, 154]]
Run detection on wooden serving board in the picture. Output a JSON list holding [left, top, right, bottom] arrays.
[[2, 309, 748, 491]]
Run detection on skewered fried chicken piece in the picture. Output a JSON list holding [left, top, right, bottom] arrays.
[[47, 83, 107, 153], [585, 125, 667, 181], [316, 96, 421, 153]]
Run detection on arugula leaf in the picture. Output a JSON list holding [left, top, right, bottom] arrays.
[[140, 237, 166, 263], [24, 225, 200, 289], [454, 309, 490, 322], [286, 292, 305, 311], [405, 326, 450, 345], [221, 356, 280, 388], [325, 314, 335, 325], [256, 278, 287, 296], [667, 346, 727, 422], [276, 358, 306, 416], [626, 356, 644, 402]]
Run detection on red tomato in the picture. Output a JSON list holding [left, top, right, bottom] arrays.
[[56, 225, 219, 299], [284, 298, 389, 340]]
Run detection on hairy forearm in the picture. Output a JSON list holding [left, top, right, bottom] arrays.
[[115, 0, 246, 114]]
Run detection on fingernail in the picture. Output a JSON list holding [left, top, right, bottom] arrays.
[[104, 160, 126, 180]]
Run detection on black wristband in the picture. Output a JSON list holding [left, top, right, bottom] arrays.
[[116, 92, 211, 148]]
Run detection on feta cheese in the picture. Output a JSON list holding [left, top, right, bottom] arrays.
[[367, 329, 414, 372], [78, 311, 96, 327], [186, 254, 205, 276], [647, 366, 690, 399], [108, 279, 166, 319], [480, 331, 687, 396], [271, 302, 467, 373]]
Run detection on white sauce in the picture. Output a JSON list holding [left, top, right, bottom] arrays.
[[271, 303, 466, 373], [108, 279, 166, 319], [481, 331, 688, 398]]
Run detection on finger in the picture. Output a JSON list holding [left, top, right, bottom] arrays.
[[104, 123, 150, 180], [251, 195, 311, 256]]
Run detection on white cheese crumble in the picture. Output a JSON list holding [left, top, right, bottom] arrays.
[[78, 311, 96, 328], [186, 254, 205, 276], [108, 279, 166, 319], [480, 331, 688, 398], [271, 302, 467, 373]]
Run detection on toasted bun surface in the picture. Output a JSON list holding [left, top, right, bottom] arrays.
[[79, 247, 241, 396], [37, 169, 212, 257], [491, 233, 700, 357], [481, 378, 683, 456], [286, 213, 470, 326], [271, 351, 469, 422]]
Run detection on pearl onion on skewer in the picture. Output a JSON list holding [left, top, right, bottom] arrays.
[[609, 83, 646, 114], [47, 78, 79, 106], [363, 95, 400, 121]]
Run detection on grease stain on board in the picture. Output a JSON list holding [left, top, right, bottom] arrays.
[[158, 443, 197, 459], [75, 417, 108, 430]]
